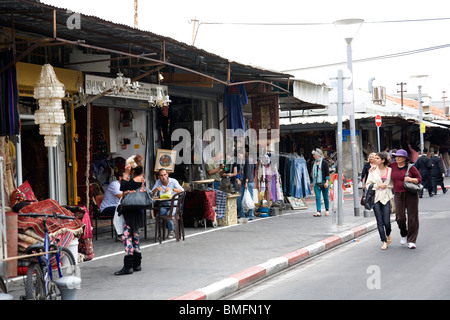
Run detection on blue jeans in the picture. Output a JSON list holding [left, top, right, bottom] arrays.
[[314, 184, 329, 213], [237, 182, 254, 219], [159, 207, 176, 231], [373, 201, 391, 242]]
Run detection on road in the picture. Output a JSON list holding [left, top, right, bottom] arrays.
[[227, 194, 450, 300]]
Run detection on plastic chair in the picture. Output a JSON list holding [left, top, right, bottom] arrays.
[[154, 191, 186, 242], [93, 194, 116, 241]]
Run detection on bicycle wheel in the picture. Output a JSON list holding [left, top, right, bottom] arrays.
[[25, 262, 46, 300], [55, 247, 77, 278]]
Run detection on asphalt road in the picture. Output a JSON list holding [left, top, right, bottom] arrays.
[[227, 193, 450, 300]]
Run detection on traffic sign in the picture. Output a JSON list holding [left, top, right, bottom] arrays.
[[375, 114, 382, 127]]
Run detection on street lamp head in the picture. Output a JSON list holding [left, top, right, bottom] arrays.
[[410, 74, 428, 88], [333, 18, 364, 44]]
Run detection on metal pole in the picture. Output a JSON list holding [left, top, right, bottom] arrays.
[[48, 147, 56, 199], [337, 70, 344, 226], [418, 85, 424, 154], [377, 126, 380, 152], [346, 40, 361, 216]]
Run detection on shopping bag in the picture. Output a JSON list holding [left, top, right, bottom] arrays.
[[113, 199, 125, 235], [242, 188, 255, 212]]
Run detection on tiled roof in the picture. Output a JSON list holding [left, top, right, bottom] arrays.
[[386, 95, 448, 119]]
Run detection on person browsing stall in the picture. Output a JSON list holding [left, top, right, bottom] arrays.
[[151, 169, 184, 239], [311, 148, 330, 217], [206, 151, 224, 189]]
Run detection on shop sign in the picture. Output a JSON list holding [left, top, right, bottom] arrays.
[[85, 74, 168, 102]]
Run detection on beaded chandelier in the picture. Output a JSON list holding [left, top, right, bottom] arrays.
[[33, 64, 66, 147]]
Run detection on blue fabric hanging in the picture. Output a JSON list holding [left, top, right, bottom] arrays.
[[223, 84, 247, 135]]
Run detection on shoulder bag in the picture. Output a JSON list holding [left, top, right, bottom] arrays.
[[364, 183, 375, 210], [121, 179, 154, 210], [404, 164, 424, 193]]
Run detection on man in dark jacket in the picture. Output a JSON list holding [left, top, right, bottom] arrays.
[[430, 149, 447, 195], [414, 148, 433, 197]]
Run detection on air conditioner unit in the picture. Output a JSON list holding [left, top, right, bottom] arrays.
[[372, 86, 386, 105], [422, 96, 431, 114]]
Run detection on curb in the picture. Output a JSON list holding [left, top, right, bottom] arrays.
[[171, 219, 378, 300]]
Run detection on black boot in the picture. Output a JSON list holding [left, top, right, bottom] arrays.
[[114, 255, 134, 275], [133, 252, 142, 272]]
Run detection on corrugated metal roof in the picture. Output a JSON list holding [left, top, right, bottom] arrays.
[[0, 0, 293, 84]]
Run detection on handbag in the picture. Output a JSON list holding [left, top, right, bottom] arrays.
[[404, 164, 424, 193], [316, 182, 325, 190], [121, 179, 154, 210], [364, 183, 375, 210]]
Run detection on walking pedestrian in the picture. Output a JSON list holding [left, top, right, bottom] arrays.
[[366, 152, 393, 250], [311, 148, 330, 217], [114, 154, 146, 275], [390, 149, 422, 249], [414, 148, 433, 198], [430, 149, 447, 195]]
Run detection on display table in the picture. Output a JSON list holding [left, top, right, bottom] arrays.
[[218, 194, 239, 226]]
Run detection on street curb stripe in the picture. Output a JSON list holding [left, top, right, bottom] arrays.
[[171, 219, 378, 300]]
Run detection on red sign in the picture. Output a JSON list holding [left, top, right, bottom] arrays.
[[375, 114, 382, 127]]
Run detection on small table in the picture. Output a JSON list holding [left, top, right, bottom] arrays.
[[189, 179, 214, 190], [153, 197, 172, 243]]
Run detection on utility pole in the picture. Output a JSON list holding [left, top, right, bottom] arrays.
[[397, 82, 407, 110], [443, 91, 448, 116], [191, 17, 199, 45]]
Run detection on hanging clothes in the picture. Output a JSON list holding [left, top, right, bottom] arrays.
[[223, 84, 247, 134], [279, 154, 311, 198]]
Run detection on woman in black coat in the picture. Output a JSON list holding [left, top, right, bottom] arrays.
[[430, 149, 447, 194], [114, 155, 146, 275], [414, 148, 433, 198]]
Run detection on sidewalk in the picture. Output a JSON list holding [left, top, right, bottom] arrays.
[[5, 179, 449, 300]]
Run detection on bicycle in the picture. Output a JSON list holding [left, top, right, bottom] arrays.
[[18, 212, 79, 300]]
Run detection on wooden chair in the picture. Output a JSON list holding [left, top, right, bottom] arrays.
[[93, 194, 116, 241], [154, 191, 186, 242]]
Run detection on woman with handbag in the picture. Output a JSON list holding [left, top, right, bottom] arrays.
[[114, 154, 146, 275], [366, 152, 393, 250], [311, 148, 330, 217], [390, 149, 422, 249]]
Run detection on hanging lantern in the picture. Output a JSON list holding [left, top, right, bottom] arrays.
[[33, 64, 66, 147]]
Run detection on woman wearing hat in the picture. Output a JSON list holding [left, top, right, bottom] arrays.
[[311, 148, 330, 217], [390, 149, 422, 249]]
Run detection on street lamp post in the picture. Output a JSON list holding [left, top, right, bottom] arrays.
[[334, 18, 364, 217], [410, 75, 428, 155]]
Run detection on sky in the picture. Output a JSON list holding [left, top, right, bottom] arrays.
[[42, 0, 450, 102]]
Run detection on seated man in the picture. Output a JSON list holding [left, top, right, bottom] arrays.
[[99, 171, 124, 217], [151, 169, 184, 239]]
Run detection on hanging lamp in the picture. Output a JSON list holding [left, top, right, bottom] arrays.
[[33, 64, 66, 147]]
